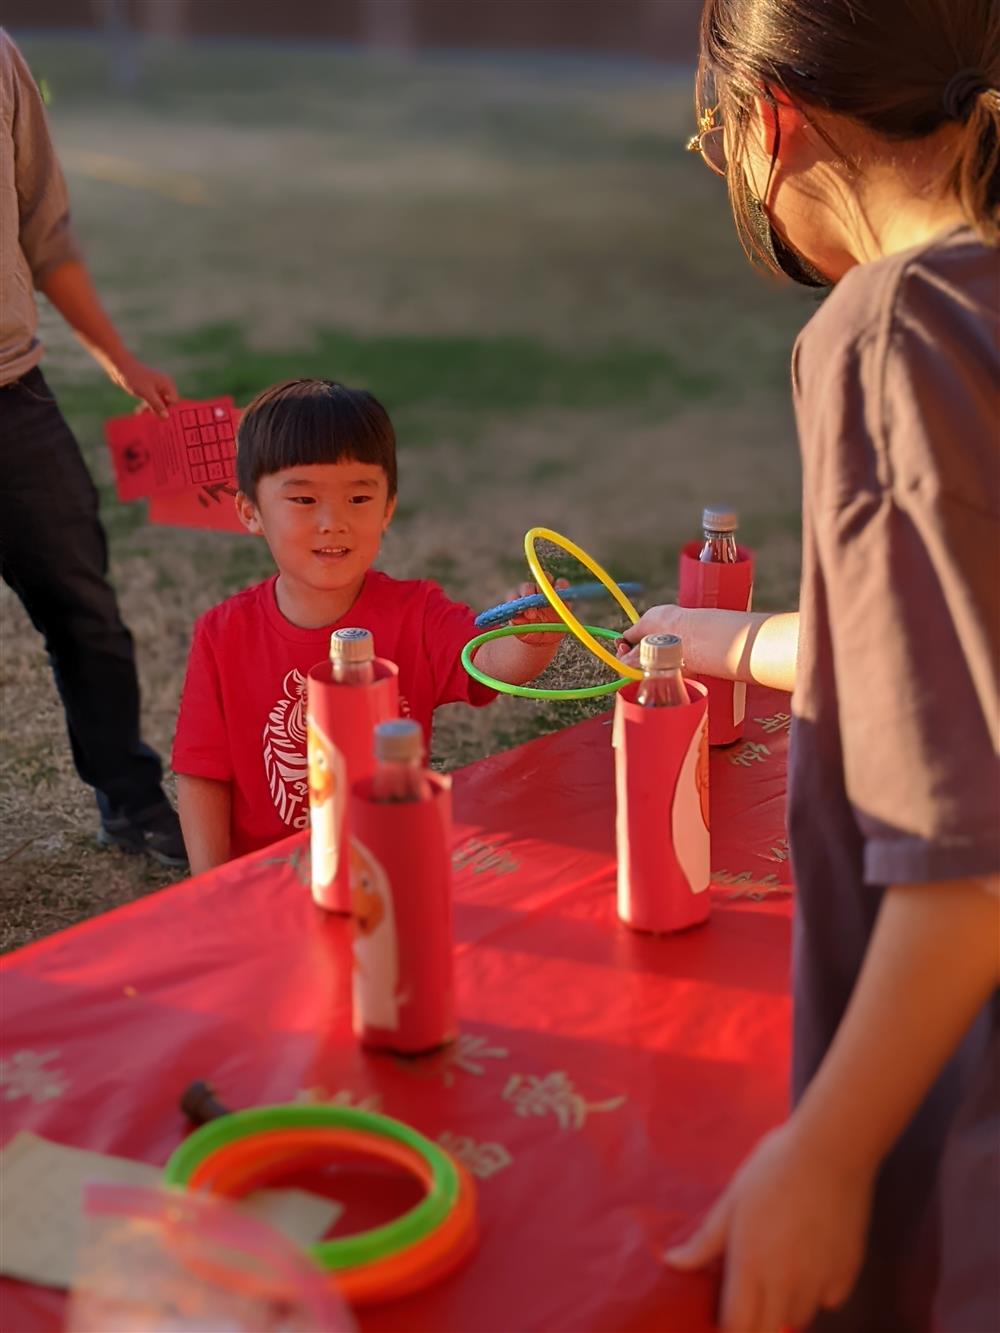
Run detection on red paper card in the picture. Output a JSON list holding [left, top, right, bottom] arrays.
[[147, 485, 246, 535], [105, 398, 239, 502]]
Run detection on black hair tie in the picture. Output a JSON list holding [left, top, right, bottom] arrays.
[[942, 69, 989, 121]]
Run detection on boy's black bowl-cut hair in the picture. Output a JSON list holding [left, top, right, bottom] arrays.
[[236, 379, 397, 501]]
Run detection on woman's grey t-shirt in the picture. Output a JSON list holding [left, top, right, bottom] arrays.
[[788, 226, 999, 1332]]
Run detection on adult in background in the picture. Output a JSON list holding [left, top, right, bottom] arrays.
[[0, 30, 185, 866]]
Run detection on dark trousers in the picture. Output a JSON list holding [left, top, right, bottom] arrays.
[[1, 366, 164, 817]]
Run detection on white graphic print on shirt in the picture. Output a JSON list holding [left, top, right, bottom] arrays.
[[263, 668, 310, 830]]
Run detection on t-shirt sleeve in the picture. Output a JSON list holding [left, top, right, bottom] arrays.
[[171, 616, 233, 781], [4, 32, 83, 283], [798, 270, 1000, 887], [422, 584, 497, 709]]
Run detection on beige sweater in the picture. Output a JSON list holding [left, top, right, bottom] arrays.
[[0, 29, 82, 385]]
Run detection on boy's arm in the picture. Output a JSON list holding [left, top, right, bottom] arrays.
[[473, 633, 561, 687], [176, 775, 232, 876], [669, 875, 1000, 1333], [472, 581, 564, 686], [620, 608, 799, 694], [173, 618, 233, 876], [38, 261, 178, 418]]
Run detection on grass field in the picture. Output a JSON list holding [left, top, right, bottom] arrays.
[[0, 36, 812, 949]]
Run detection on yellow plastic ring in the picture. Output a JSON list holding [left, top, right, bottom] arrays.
[[524, 526, 643, 680]]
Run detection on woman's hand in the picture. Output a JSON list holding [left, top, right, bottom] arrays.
[[667, 1119, 872, 1333], [617, 604, 693, 668]]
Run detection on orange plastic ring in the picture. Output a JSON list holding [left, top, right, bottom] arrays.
[[187, 1126, 477, 1307], [189, 1127, 433, 1193]]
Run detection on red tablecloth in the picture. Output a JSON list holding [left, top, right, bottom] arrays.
[[0, 688, 795, 1333]]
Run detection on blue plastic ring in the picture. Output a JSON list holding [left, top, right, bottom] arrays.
[[474, 581, 643, 630]]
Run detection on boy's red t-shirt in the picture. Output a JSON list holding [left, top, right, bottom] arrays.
[[172, 572, 493, 858]]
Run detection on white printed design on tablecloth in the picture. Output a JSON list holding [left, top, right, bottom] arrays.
[[0, 1050, 69, 1104], [351, 839, 402, 1031], [453, 837, 520, 878], [450, 1033, 510, 1078], [296, 1086, 384, 1113], [307, 713, 346, 894], [502, 1072, 625, 1131], [393, 1032, 509, 1086], [438, 1131, 513, 1180], [753, 711, 791, 735], [262, 668, 309, 830], [713, 869, 788, 901], [671, 718, 711, 895], [764, 837, 790, 864], [728, 741, 771, 768]]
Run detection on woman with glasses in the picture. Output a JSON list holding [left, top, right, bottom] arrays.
[[620, 3, 999, 1331]]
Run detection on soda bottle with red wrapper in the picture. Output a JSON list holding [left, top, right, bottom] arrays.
[[679, 504, 753, 745], [371, 720, 435, 803], [307, 629, 399, 913], [698, 505, 740, 565], [330, 627, 376, 686], [351, 720, 455, 1054], [615, 634, 711, 934], [636, 634, 689, 709]]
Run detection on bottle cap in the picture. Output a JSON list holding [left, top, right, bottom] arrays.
[[374, 719, 424, 763], [702, 505, 738, 534], [640, 633, 683, 671], [330, 627, 375, 663]]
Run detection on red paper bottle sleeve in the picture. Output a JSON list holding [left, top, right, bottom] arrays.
[[613, 679, 711, 934], [349, 775, 456, 1055], [677, 541, 754, 746], [306, 658, 399, 914]]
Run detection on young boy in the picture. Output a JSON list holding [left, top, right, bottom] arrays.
[[174, 378, 561, 874]]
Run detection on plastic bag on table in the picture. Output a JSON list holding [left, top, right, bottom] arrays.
[[66, 1183, 354, 1333]]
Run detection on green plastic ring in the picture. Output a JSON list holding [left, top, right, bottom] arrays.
[[163, 1104, 459, 1271], [461, 623, 629, 700]]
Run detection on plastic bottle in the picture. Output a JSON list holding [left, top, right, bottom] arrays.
[[635, 634, 689, 708], [330, 627, 375, 686], [307, 627, 397, 912], [698, 505, 739, 565], [371, 720, 434, 803], [352, 720, 454, 1053]]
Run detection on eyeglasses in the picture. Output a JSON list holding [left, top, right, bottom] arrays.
[[686, 106, 726, 177]]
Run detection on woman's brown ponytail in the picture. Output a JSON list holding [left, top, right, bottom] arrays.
[[950, 87, 1000, 246]]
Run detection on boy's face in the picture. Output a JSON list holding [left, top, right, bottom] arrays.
[[237, 460, 396, 595]]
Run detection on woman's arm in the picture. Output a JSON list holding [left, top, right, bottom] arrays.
[[620, 607, 799, 694], [176, 774, 232, 876]]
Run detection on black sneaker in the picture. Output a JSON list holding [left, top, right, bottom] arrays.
[[98, 800, 189, 870]]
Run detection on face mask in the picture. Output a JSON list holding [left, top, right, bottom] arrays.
[[744, 183, 831, 290]]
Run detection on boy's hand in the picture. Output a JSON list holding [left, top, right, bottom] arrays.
[[108, 353, 179, 420], [509, 579, 569, 646], [666, 1119, 872, 1333]]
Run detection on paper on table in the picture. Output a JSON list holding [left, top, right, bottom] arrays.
[[0, 1131, 342, 1290]]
